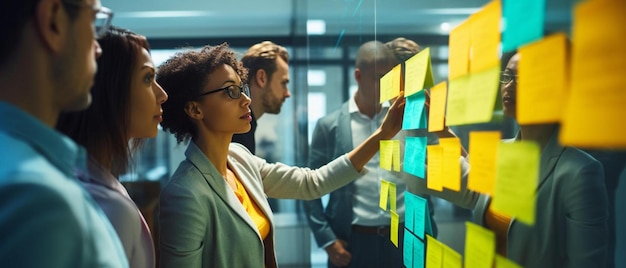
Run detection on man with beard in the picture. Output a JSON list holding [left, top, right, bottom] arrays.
[[232, 41, 291, 154]]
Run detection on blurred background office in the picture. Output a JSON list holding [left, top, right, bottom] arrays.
[[109, 0, 625, 267]]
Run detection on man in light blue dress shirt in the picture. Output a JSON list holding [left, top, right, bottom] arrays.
[[0, 0, 127, 267]]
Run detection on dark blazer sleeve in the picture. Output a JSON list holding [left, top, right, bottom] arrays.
[[303, 112, 339, 248]]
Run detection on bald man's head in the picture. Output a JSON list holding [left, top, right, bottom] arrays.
[[355, 41, 394, 71]]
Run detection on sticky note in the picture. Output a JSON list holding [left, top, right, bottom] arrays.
[[449, 19, 471, 79], [379, 180, 390, 210], [404, 136, 428, 178], [428, 81, 447, 132], [403, 90, 427, 130], [404, 228, 414, 268], [493, 141, 540, 225], [405, 191, 427, 238], [426, 145, 444, 192], [517, 33, 568, 124], [389, 181, 397, 212], [414, 235, 425, 268], [502, 0, 546, 52], [561, 0, 626, 148], [405, 47, 434, 97], [391, 210, 400, 247], [380, 140, 393, 171], [442, 244, 462, 268], [495, 255, 522, 268], [426, 235, 443, 268], [439, 137, 462, 192], [464, 222, 496, 268], [470, 0, 502, 73], [393, 140, 401, 172], [466, 66, 501, 124], [468, 131, 501, 195], [445, 74, 470, 126], [380, 64, 401, 103]]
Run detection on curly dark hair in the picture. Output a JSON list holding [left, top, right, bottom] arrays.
[[157, 43, 248, 144]]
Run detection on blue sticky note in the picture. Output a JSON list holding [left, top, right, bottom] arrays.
[[404, 136, 427, 178], [402, 91, 427, 130], [414, 235, 425, 268], [405, 192, 416, 233], [403, 228, 414, 268], [404, 192, 432, 239], [502, 0, 545, 52]]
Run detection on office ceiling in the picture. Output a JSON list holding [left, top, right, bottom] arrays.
[[103, 0, 575, 39]]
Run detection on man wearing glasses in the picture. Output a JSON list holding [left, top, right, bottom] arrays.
[[0, 0, 127, 267]]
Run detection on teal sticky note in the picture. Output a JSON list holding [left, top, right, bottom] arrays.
[[402, 91, 427, 130], [502, 0, 545, 52], [404, 191, 416, 233], [414, 235, 425, 268], [404, 136, 427, 178], [425, 202, 433, 237], [406, 191, 427, 238], [403, 228, 413, 268]]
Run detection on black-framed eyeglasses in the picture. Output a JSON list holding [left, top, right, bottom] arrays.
[[62, 1, 114, 39], [500, 72, 518, 84], [198, 84, 250, 100]]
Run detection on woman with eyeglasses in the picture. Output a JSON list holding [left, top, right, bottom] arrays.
[[155, 43, 405, 268], [472, 52, 608, 267], [57, 26, 168, 268]]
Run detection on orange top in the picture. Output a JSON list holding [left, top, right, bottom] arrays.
[[484, 200, 512, 256], [233, 178, 271, 239]]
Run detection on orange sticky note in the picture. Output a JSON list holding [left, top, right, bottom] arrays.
[[439, 137, 462, 192], [426, 145, 444, 192], [380, 65, 401, 103], [517, 33, 569, 124], [464, 222, 496, 268], [445, 74, 471, 126], [468, 131, 501, 195], [465, 66, 501, 124], [379, 180, 390, 210], [561, 0, 626, 148], [405, 47, 434, 97], [426, 235, 443, 268], [470, 0, 502, 73], [449, 19, 471, 79], [428, 81, 448, 132], [493, 141, 540, 225]]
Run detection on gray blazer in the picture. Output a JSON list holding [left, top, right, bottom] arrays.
[[159, 142, 362, 268], [474, 130, 608, 267]]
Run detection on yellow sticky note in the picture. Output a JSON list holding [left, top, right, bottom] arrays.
[[426, 235, 443, 268], [426, 145, 444, 191], [380, 65, 401, 104], [517, 33, 569, 124], [439, 137, 462, 192], [468, 131, 501, 195], [405, 47, 434, 97], [445, 74, 470, 126], [561, 0, 626, 149], [465, 66, 501, 124], [495, 255, 522, 268], [442, 244, 462, 268], [379, 180, 390, 210], [449, 19, 471, 79], [392, 140, 401, 172], [428, 81, 448, 132], [389, 181, 397, 212], [470, 0, 502, 73], [390, 210, 399, 247], [464, 222, 496, 268], [380, 140, 393, 171], [493, 141, 540, 225]]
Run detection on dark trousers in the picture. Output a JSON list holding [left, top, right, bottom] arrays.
[[328, 225, 405, 268]]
